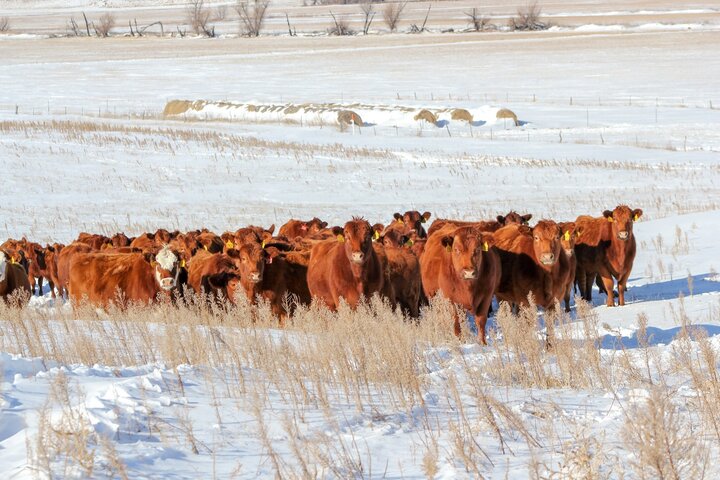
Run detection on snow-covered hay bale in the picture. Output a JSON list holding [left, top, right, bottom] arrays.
[[496, 108, 519, 126], [163, 100, 199, 117], [451, 108, 473, 123], [414, 109, 438, 125], [337, 110, 363, 126], [284, 105, 301, 114]]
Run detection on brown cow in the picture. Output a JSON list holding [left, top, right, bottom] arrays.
[[197, 232, 224, 253], [256, 246, 312, 323], [129, 233, 158, 252], [57, 242, 94, 296], [111, 233, 132, 248], [186, 250, 241, 304], [575, 206, 642, 307], [0, 251, 31, 305], [307, 218, 387, 310], [24, 241, 51, 296], [427, 211, 532, 237], [278, 218, 328, 239], [420, 224, 500, 342], [493, 220, 574, 316], [68, 245, 183, 308], [392, 211, 432, 238], [76, 233, 112, 250], [557, 222, 579, 312], [44, 243, 64, 298]]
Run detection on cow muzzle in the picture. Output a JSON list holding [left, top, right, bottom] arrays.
[[617, 231, 629, 240], [155, 267, 178, 291], [351, 252, 365, 264], [539, 253, 556, 266], [249, 272, 263, 283], [564, 249, 574, 257], [462, 269, 476, 280]]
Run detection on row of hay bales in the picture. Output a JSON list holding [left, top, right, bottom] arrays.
[[163, 100, 519, 128]]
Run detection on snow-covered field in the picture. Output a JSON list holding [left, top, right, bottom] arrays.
[[1, 2, 720, 478]]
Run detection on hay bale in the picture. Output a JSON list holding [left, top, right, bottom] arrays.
[[337, 110, 363, 126], [163, 100, 192, 117], [283, 105, 301, 114], [451, 108, 473, 123], [496, 108, 519, 126], [414, 109, 438, 125], [246, 104, 258, 112]]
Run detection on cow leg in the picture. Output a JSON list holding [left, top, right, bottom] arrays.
[[583, 272, 594, 302], [48, 280, 56, 299], [618, 272, 631, 306], [452, 310, 462, 338], [600, 275, 615, 307], [37, 276, 44, 296], [564, 285, 572, 312], [474, 298, 493, 345]]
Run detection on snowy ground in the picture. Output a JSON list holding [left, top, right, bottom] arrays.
[[1, 3, 720, 478]]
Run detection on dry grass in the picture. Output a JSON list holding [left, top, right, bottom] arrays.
[[4, 291, 720, 476], [187, 0, 215, 37]]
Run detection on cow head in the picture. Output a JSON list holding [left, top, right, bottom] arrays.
[[440, 227, 495, 281], [380, 227, 413, 249], [393, 211, 431, 238], [333, 218, 374, 270], [111, 233, 131, 248], [154, 229, 172, 245], [603, 205, 642, 241], [497, 211, 532, 226], [303, 217, 328, 235], [152, 245, 182, 291], [207, 271, 242, 304], [519, 220, 563, 270], [229, 243, 267, 285], [557, 222, 579, 258]]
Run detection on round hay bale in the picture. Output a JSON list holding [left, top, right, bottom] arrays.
[[283, 105, 301, 114], [163, 100, 192, 117], [337, 110, 363, 126], [451, 108, 473, 123], [246, 104, 258, 112], [496, 108, 519, 126], [414, 109, 438, 125]]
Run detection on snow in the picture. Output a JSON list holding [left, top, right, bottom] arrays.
[[2, 4, 720, 478]]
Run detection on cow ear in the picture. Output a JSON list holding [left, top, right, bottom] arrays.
[[421, 211, 431, 223], [632, 208, 643, 221], [603, 210, 614, 219], [321, 221, 328, 229], [521, 214, 532, 224], [518, 225, 532, 236], [496, 215, 505, 224], [144, 253, 155, 264], [400, 235, 413, 247], [393, 212, 402, 221], [441, 235, 454, 248], [331, 226, 344, 237], [266, 224, 275, 235]]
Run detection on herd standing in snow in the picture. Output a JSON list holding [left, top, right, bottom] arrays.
[[0, 206, 642, 343]]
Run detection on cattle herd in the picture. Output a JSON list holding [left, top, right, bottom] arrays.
[[0, 205, 642, 343]]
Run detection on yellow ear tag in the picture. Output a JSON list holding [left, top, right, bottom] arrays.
[[337, 234, 345, 243], [10, 257, 16, 265], [397, 219, 404, 224], [373, 231, 380, 240], [564, 231, 570, 241], [633, 214, 639, 221], [421, 218, 426, 223], [482, 241, 489, 252], [203, 245, 208, 251], [261, 240, 266, 248], [445, 245, 451, 253], [180, 259, 186, 268], [607, 217, 614, 223], [225, 240, 234, 249], [405, 239, 414, 247]]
